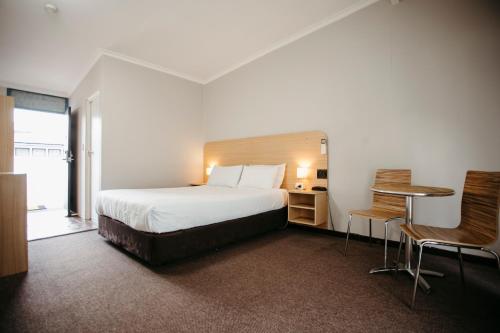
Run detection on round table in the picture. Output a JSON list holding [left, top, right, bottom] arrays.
[[370, 184, 455, 293]]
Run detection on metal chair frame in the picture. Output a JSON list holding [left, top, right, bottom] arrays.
[[345, 215, 404, 270], [396, 235, 500, 308]]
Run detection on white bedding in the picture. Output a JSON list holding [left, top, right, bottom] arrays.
[[96, 185, 288, 233]]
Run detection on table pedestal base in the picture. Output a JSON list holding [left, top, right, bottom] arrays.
[[369, 264, 444, 293]]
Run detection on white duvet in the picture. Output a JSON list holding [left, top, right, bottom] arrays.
[[96, 185, 288, 233]]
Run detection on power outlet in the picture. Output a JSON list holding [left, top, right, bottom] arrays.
[[317, 169, 328, 179]]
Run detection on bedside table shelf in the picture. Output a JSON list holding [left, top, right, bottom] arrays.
[[289, 216, 316, 225], [289, 203, 315, 210], [288, 190, 327, 227]]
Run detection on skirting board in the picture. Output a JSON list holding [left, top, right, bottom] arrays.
[[289, 224, 499, 268]]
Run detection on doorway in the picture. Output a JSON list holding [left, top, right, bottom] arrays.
[[14, 108, 68, 211], [8, 89, 97, 240]]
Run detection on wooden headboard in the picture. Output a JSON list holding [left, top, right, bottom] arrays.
[[203, 131, 328, 190]]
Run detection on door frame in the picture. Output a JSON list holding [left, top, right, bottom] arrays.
[[67, 106, 77, 217], [82, 91, 101, 221]]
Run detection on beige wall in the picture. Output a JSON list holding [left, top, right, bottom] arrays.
[[203, 0, 500, 253], [0, 86, 6, 95], [70, 56, 204, 216]]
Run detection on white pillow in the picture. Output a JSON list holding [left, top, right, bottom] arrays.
[[238, 165, 279, 189], [239, 164, 286, 188], [207, 165, 243, 187], [273, 163, 286, 188]]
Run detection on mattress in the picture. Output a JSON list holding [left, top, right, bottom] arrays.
[[96, 185, 288, 233]]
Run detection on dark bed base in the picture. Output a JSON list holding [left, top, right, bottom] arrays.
[[98, 207, 288, 265]]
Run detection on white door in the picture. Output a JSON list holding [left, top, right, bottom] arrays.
[[86, 92, 101, 222]]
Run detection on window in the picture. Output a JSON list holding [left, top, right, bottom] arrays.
[[15, 148, 30, 157], [32, 148, 46, 157], [48, 149, 62, 158]]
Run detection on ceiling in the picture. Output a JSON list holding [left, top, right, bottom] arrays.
[[0, 0, 377, 96]]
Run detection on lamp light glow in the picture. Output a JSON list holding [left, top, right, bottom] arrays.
[[295, 166, 309, 190], [206, 166, 214, 176], [297, 167, 308, 179]]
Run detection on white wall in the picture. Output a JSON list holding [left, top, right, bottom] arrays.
[[69, 59, 103, 217], [70, 56, 204, 215], [203, 0, 500, 253]]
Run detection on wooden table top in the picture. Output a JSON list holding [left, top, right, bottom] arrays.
[[371, 184, 455, 197]]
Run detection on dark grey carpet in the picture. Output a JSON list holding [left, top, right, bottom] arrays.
[[1, 229, 499, 332]]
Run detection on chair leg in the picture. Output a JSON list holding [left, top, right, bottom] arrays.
[[383, 221, 389, 268], [344, 214, 352, 256], [457, 247, 465, 284], [411, 243, 425, 309], [395, 231, 404, 276], [368, 218, 372, 244]]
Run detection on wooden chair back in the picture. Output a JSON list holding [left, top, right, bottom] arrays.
[[372, 169, 411, 213], [460, 170, 500, 242]]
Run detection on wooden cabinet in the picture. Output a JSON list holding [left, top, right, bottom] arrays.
[[0, 173, 28, 277], [0, 97, 25, 277], [288, 190, 327, 226], [0, 95, 14, 172]]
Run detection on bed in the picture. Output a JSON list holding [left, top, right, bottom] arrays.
[[97, 131, 328, 265], [97, 186, 288, 265]]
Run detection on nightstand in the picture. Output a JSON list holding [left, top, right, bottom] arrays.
[[189, 182, 206, 186], [288, 190, 327, 226]]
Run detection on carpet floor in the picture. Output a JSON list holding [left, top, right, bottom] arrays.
[[0, 228, 499, 332]]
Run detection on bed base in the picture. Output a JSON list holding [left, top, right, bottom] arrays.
[[98, 207, 287, 265]]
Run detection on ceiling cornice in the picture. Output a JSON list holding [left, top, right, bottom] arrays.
[[100, 49, 205, 84], [70, 49, 103, 96], [69, 49, 204, 96], [70, 0, 380, 95], [203, 0, 381, 84]]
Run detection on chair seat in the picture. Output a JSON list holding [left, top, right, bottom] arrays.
[[400, 224, 496, 248], [349, 208, 405, 221]]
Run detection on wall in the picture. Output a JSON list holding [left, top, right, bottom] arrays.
[[0, 86, 6, 95], [98, 56, 204, 190], [69, 59, 103, 216], [70, 55, 204, 201], [203, 0, 500, 253]]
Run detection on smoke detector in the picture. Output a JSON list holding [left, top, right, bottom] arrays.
[[44, 3, 58, 14]]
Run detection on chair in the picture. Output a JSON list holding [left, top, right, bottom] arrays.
[[345, 169, 411, 270], [398, 170, 500, 309]]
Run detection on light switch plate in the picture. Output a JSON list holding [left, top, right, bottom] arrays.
[[317, 169, 327, 179]]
